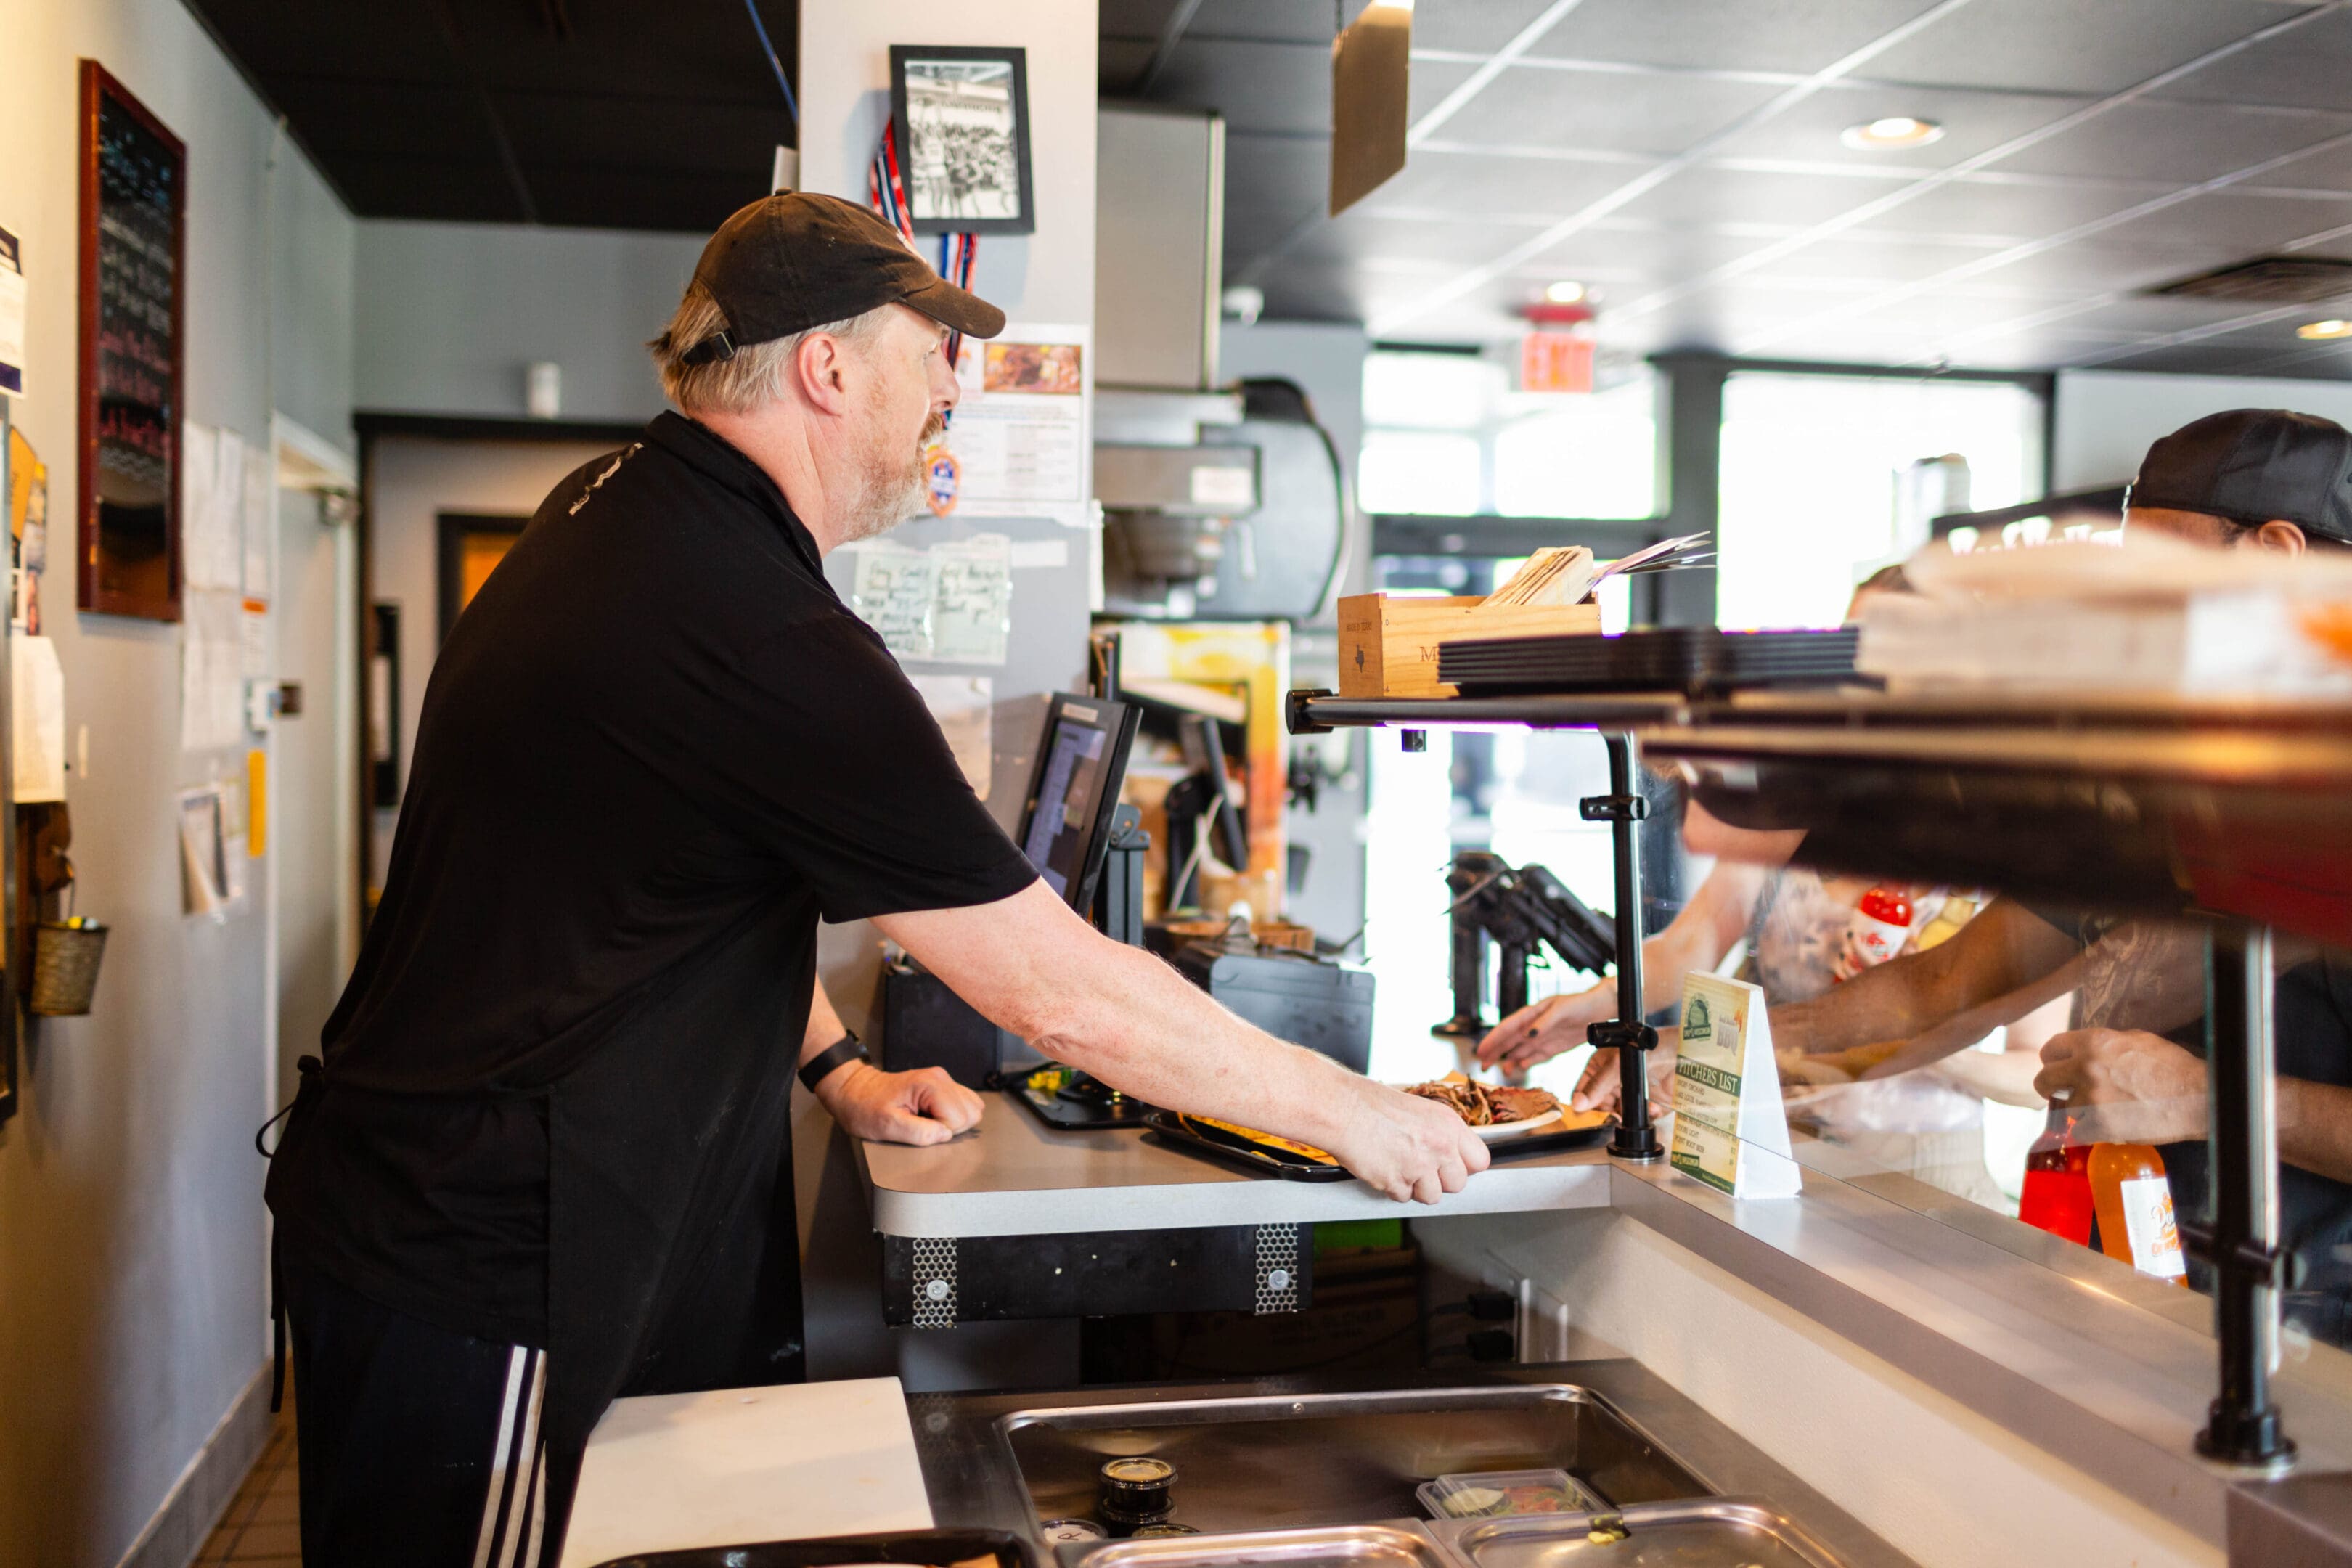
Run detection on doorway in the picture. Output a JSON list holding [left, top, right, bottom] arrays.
[[270, 416, 360, 1103]]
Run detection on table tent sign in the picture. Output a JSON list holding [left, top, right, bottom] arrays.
[[1669, 973, 1802, 1199]]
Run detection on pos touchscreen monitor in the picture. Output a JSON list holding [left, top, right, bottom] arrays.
[[1016, 693, 1141, 915]]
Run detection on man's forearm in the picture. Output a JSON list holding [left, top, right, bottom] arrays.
[[1021, 940, 1361, 1151], [1776, 899, 2072, 1055], [2280, 1078, 2352, 1185]]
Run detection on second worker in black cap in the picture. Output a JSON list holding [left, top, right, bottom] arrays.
[[262, 193, 1489, 1567]]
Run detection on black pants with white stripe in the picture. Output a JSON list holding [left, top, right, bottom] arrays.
[[284, 1257, 552, 1567]]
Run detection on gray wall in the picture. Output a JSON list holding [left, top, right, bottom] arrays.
[[2054, 368, 2352, 491], [0, 2, 357, 1563], [354, 220, 702, 422], [1220, 320, 1373, 943]]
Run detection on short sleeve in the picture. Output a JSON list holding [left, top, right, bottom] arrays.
[[686, 611, 1039, 922]]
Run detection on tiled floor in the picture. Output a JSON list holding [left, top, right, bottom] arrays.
[[192, 1408, 298, 1565]]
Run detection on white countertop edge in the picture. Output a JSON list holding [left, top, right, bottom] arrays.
[[867, 1160, 1614, 1238]]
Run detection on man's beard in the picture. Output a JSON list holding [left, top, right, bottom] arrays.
[[836, 412, 946, 545]]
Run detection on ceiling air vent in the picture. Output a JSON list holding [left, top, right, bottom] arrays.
[[2148, 256, 2352, 304]]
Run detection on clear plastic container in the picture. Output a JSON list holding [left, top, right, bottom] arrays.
[[1417, 1469, 1606, 1520]]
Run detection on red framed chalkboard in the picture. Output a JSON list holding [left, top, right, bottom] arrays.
[[77, 61, 186, 621]]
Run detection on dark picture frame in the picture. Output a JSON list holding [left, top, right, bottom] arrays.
[[77, 61, 187, 621], [889, 45, 1037, 237]]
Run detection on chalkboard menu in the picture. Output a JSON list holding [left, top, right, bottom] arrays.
[[78, 62, 185, 621]]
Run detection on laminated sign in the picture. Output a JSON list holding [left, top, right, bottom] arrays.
[[1669, 972, 1802, 1199]]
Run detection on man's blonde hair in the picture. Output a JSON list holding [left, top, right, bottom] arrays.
[[648, 281, 886, 415]]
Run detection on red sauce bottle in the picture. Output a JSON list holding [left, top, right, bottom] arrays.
[[2018, 1108, 2095, 1245]]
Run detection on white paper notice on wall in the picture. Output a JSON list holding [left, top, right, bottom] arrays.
[[943, 324, 1090, 527], [181, 425, 248, 592], [181, 590, 248, 752], [908, 674, 993, 799], [928, 534, 1013, 666], [1668, 972, 1802, 1200], [850, 543, 938, 661], [180, 786, 231, 918], [0, 226, 25, 397], [11, 633, 65, 802], [242, 445, 273, 598]]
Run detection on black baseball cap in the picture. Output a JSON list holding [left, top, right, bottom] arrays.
[[2127, 408, 2352, 544], [677, 192, 1005, 367]]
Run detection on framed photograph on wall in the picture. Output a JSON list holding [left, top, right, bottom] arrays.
[[889, 45, 1037, 237], [78, 60, 187, 621]]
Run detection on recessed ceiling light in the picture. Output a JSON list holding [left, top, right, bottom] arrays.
[[1841, 116, 1945, 150], [2299, 319, 2352, 340], [1543, 280, 1587, 304]]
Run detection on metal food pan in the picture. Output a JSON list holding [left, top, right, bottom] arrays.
[[1069, 1524, 1451, 1568], [1428, 1498, 1852, 1568]]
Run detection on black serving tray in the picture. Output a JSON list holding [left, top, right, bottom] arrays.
[[592, 1527, 1034, 1568], [1144, 1109, 1355, 1182], [997, 1063, 1161, 1131], [1438, 626, 1859, 697]]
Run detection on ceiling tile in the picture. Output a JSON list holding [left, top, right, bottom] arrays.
[[1956, 239, 2253, 293], [1736, 231, 2017, 285], [1830, 176, 2154, 240], [1183, 0, 1372, 45], [528, 167, 769, 233], [1222, 131, 1332, 205], [2091, 189, 2352, 252], [188, 0, 456, 81], [1103, 0, 1183, 41], [494, 91, 789, 173], [1436, 64, 1785, 155], [1614, 164, 1918, 229], [1720, 82, 2100, 171], [2147, 7, 2352, 113], [330, 156, 528, 223], [1360, 147, 1653, 218], [1992, 100, 2352, 184], [2238, 134, 2352, 195], [2049, 293, 2317, 338], [1151, 38, 1331, 134], [2090, 340, 2316, 375], [1523, 220, 1782, 282], [1100, 40, 1157, 89], [1531, 0, 1940, 75], [1859, 0, 2301, 97], [260, 77, 494, 161], [1294, 210, 1541, 266], [1412, 0, 1577, 54]]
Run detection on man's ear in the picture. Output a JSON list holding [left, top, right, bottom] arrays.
[[793, 331, 855, 417], [2253, 519, 2309, 556]]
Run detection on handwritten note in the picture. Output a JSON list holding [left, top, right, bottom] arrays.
[[851, 544, 938, 661], [929, 536, 1013, 666]]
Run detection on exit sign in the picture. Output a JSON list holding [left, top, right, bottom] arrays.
[[1520, 332, 1593, 394]]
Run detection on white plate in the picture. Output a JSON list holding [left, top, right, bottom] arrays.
[[1474, 1108, 1563, 1140]]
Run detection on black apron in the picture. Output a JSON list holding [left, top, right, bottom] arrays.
[[270, 892, 814, 1559]]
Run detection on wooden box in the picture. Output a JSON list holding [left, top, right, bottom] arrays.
[[1336, 594, 1604, 698]]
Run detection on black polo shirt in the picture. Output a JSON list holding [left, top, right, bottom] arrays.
[[266, 411, 1037, 1347]]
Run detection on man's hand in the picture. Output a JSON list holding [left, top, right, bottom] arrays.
[[1326, 1079, 1492, 1204], [2034, 1028, 2207, 1145], [814, 1061, 984, 1147], [1571, 1027, 1679, 1114], [1477, 984, 1616, 1071]]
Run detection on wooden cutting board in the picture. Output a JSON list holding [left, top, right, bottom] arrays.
[[560, 1376, 934, 1566]]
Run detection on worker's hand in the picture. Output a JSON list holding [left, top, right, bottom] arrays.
[[1477, 984, 1617, 1071], [1328, 1079, 1492, 1204], [815, 1062, 984, 1147], [2035, 1028, 2207, 1144], [1571, 1027, 1678, 1115]]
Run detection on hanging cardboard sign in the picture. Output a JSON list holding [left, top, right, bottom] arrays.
[[1670, 972, 1802, 1199]]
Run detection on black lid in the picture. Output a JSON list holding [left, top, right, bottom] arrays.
[[679, 192, 1005, 367], [2128, 409, 2352, 544]]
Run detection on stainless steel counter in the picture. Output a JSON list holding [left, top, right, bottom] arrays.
[[857, 1098, 1614, 1239]]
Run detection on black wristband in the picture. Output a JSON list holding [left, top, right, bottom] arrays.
[[799, 1032, 870, 1093]]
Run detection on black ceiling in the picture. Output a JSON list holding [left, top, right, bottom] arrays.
[[189, 0, 2352, 377], [185, 0, 801, 230]]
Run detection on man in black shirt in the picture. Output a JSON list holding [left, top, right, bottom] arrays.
[[265, 194, 1487, 1567]]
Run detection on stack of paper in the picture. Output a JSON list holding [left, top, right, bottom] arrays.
[[1860, 535, 2352, 693]]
